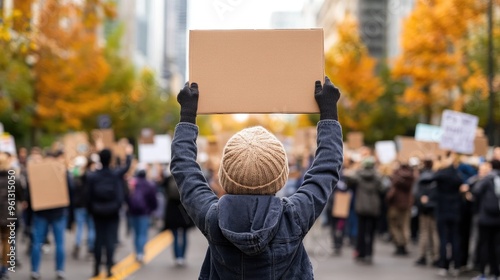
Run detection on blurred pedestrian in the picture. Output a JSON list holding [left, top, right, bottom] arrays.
[[347, 157, 383, 264], [28, 151, 73, 280], [469, 160, 500, 280], [421, 152, 464, 277], [163, 174, 194, 266], [87, 145, 133, 278], [71, 156, 95, 260], [126, 164, 158, 263], [170, 78, 342, 279], [0, 152, 25, 279], [386, 163, 415, 256], [326, 168, 349, 256], [414, 159, 439, 267]]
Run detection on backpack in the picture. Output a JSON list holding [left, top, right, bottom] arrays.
[[484, 175, 500, 215], [166, 177, 180, 201], [128, 179, 149, 213], [90, 170, 122, 217]]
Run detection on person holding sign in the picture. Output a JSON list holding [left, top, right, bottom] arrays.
[[170, 77, 343, 279]]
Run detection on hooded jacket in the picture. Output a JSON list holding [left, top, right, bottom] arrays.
[[170, 120, 343, 279], [351, 168, 383, 217], [387, 165, 415, 210]]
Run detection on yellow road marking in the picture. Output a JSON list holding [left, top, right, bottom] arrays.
[[90, 230, 173, 280]]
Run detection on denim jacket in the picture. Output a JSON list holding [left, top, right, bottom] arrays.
[[170, 120, 343, 279]]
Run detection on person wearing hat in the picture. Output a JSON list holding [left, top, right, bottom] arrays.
[[170, 77, 343, 279]]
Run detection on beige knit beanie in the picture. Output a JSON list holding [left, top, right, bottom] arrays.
[[219, 126, 289, 195]]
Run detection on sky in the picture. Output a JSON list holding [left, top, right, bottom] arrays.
[[188, 0, 308, 30]]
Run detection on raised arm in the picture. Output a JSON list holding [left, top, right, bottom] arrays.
[[115, 144, 134, 177], [170, 82, 218, 233], [289, 77, 343, 233]]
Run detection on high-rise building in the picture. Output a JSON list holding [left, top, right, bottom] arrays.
[[317, 0, 414, 60], [386, 0, 416, 60], [115, 0, 187, 92]]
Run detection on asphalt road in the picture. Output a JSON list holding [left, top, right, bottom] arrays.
[[12, 219, 480, 280]]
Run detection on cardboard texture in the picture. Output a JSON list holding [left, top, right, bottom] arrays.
[[63, 132, 89, 164], [346, 132, 364, 150], [474, 137, 489, 157], [27, 160, 69, 211], [332, 191, 352, 219], [92, 129, 115, 149], [396, 136, 445, 163], [189, 29, 324, 114]]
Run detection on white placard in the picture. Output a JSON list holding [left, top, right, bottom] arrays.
[[0, 135, 16, 155], [375, 141, 397, 164], [439, 110, 479, 154], [415, 123, 442, 142], [138, 135, 171, 163]]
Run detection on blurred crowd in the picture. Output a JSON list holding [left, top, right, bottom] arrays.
[[0, 142, 499, 280], [307, 146, 500, 280]]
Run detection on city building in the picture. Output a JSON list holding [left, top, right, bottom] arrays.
[[316, 0, 416, 61], [115, 0, 187, 92]]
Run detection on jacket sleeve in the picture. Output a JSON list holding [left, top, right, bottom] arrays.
[[170, 123, 218, 234], [115, 155, 132, 178], [288, 120, 343, 234]]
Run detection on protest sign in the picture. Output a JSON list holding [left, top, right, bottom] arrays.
[[415, 123, 442, 142], [375, 141, 397, 164], [27, 160, 70, 211], [138, 135, 171, 163], [346, 132, 364, 150], [439, 110, 478, 154], [0, 134, 16, 155], [190, 29, 324, 114]]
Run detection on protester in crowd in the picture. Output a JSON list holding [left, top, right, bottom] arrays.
[[126, 163, 158, 264], [377, 164, 393, 242], [0, 152, 25, 279], [346, 157, 383, 264], [469, 160, 500, 280], [414, 159, 439, 267], [421, 152, 464, 277], [163, 172, 194, 266], [386, 163, 415, 256], [71, 156, 95, 260], [326, 163, 349, 256], [455, 157, 478, 271], [87, 145, 133, 278], [465, 161, 493, 272], [343, 155, 359, 247], [170, 78, 342, 279], [28, 151, 74, 280]]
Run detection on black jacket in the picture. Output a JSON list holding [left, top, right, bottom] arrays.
[[472, 170, 500, 226], [421, 165, 463, 222], [415, 169, 437, 215], [86, 155, 132, 219]]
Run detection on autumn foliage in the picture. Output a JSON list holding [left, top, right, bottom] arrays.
[[393, 0, 488, 122], [324, 15, 384, 131]]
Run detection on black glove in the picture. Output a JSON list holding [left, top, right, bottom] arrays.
[[314, 76, 340, 121], [177, 82, 199, 124]]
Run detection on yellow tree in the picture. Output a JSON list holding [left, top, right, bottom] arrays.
[[32, 0, 113, 133], [325, 15, 384, 131], [393, 0, 487, 123]]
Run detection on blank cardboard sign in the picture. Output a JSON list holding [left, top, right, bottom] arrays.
[[189, 29, 324, 114], [27, 160, 69, 211]]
